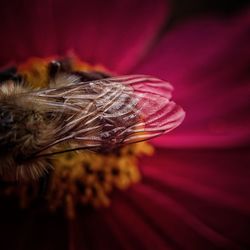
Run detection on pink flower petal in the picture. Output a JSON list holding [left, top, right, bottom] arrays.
[[0, 0, 168, 73], [73, 204, 169, 250], [134, 8, 250, 148], [63, 147, 250, 249], [0, 203, 68, 250], [1, 146, 249, 249], [134, 148, 250, 249]]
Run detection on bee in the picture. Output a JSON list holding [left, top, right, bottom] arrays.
[[0, 61, 185, 180]]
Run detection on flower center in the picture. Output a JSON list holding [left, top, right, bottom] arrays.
[[0, 57, 154, 219]]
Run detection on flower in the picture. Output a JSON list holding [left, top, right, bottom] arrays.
[[0, 1, 250, 250]]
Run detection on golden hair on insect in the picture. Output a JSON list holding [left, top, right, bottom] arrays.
[[0, 80, 58, 180]]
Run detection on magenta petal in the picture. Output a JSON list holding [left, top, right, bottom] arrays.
[[1, 148, 249, 249], [67, 147, 250, 249], [0, 204, 68, 250], [135, 148, 250, 249], [135, 8, 250, 148], [69, 193, 173, 250], [0, 0, 58, 67], [0, 0, 168, 73]]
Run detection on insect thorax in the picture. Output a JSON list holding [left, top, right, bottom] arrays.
[[0, 87, 57, 160]]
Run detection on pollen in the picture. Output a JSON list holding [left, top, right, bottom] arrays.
[[49, 142, 153, 219], [0, 57, 154, 219], [18, 57, 52, 88]]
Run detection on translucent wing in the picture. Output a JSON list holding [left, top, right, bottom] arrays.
[[30, 74, 185, 156]]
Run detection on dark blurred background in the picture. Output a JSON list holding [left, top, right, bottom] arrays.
[[169, 0, 249, 23]]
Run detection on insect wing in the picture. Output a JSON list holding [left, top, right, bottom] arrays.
[[32, 75, 185, 153]]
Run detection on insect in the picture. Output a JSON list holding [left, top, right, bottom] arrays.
[[0, 61, 185, 180]]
